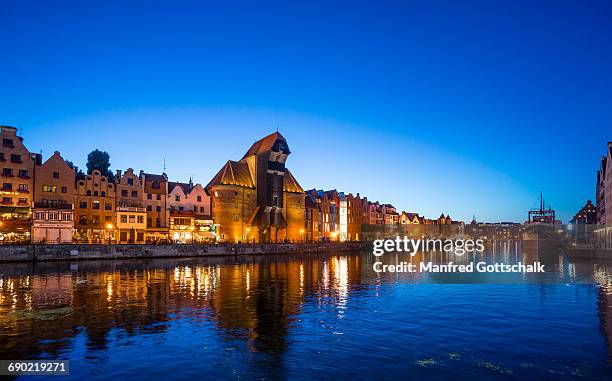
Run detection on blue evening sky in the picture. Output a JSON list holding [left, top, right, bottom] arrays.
[[1, 1, 611, 222]]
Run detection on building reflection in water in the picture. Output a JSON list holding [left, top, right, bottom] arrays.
[[1, 248, 612, 369], [593, 265, 612, 362], [0, 254, 360, 371]]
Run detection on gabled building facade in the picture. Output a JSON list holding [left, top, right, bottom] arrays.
[[140, 171, 169, 242], [115, 168, 146, 244], [595, 142, 612, 249], [32, 151, 75, 243], [346, 193, 365, 241], [74, 170, 116, 243], [168, 179, 213, 242], [0, 126, 37, 242]]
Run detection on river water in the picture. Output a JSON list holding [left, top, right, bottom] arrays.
[[1, 243, 611, 380]]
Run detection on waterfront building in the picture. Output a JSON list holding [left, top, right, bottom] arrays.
[[74, 170, 116, 243], [0, 126, 37, 243], [168, 179, 213, 242], [596, 158, 606, 226], [595, 142, 612, 249], [339, 192, 348, 241], [571, 200, 598, 225], [400, 211, 421, 224], [324, 190, 340, 239], [359, 194, 369, 228], [305, 193, 319, 242], [305, 189, 340, 240], [382, 204, 400, 225], [369, 202, 381, 224], [283, 169, 306, 243], [337, 192, 365, 241], [206, 132, 305, 243], [168, 179, 211, 215], [115, 169, 146, 244], [168, 211, 195, 243], [140, 171, 169, 242], [438, 213, 453, 225], [570, 200, 597, 244], [32, 151, 75, 243]]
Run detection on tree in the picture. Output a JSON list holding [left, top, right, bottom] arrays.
[[86, 149, 114, 181], [65, 160, 86, 181]]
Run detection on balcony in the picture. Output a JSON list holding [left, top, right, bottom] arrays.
[[34, 201, 72, 209]]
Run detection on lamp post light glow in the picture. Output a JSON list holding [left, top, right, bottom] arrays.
[[106, 223, 113, 245], [331, 231, 338, 242], [300, 228, 304, 243]]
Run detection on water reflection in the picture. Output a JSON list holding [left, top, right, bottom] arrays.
[[0, 246, 611, 379]]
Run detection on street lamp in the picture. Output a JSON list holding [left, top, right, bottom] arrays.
[[246, 227, 250, 243], [106, 223, 113, 245], [300, 228, 304, 243]]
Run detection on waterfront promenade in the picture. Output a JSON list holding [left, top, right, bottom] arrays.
[[0, 242, 365, 263]]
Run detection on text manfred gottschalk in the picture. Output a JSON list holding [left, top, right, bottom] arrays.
[[371, 237, 545, 274]]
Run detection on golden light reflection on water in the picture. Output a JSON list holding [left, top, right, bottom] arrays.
[[0, 254, 363, 360], [0, 248, 611, 367]]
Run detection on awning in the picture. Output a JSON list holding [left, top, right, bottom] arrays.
[[0, 206, 30, 214]]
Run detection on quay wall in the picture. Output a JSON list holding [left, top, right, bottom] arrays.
[[0, 242, 366, 263]]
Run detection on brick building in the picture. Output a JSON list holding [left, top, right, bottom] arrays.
[[0, 125, 37, 242], [206, 132, 305, 243], [140, 171, 169, 242], [32, 151, 75, 243], [74, 170, 116, 243], [115, 168, 146, 244]]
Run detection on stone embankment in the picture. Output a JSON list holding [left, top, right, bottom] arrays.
[[0, 242, 366, 262]]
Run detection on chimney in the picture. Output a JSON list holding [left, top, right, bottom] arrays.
[[116, 169, 122, 179]]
